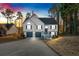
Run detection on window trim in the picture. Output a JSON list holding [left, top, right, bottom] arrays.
[[37, 25, 42, 30]]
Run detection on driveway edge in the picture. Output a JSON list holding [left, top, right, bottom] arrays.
[[43, 40, 62, 56]]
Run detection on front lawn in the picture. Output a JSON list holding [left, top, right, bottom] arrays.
[[45, 36, 79, 56]]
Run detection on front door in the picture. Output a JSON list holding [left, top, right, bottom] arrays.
[[45, 28, 48, 34]]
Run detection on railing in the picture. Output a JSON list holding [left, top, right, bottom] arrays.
[[41, 32, 51, 39]]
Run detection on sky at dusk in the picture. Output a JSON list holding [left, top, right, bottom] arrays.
[[0, 3, 56, 23]]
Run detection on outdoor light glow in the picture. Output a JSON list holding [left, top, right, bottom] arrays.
[[45, 26, 48, 28], [30, 37, 39, 41], [54, 37, 63, 41]]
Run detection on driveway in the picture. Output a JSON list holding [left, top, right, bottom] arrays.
[[0, 37, 58, 56]]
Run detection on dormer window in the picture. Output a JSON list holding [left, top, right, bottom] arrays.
[[27, 22, 31, 24]]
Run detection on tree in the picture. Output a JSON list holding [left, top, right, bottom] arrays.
[[1, 9, 14, 24], [49, 3, 79, 35], [26, 13, 31, 18], [59, 3, 79, 35], [16, 11, 23, 27], [48, 4, 61, 35], [16, 11, 23, 38]]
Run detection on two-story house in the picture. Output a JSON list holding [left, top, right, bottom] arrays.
[[23, 13, 58, 38]]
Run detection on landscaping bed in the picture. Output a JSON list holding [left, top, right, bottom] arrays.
[[45, 36, 79, 56]]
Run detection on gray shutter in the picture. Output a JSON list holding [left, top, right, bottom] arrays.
[[26, 25, 27, 29], [41, 25, 42, 29], [31, 25, 32, 29], [50, 26, 52, 29]]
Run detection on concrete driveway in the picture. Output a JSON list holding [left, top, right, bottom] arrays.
[[0, 37, 58, 56]]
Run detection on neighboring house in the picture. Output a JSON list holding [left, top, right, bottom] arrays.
[[0, 24, 18, 36], [23, 13, 58, 38], [6, 24, 18, 35], [0, 24, 7, 36]]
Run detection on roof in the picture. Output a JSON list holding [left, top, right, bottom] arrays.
[[39, 18, 57, 24], [3, 24, 14, 30], [4, 24, 14, 30], [23, 13, 57, 25], [23, 17, 30, 23]]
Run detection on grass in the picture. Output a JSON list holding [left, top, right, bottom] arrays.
[[45, 36, 79, 56]]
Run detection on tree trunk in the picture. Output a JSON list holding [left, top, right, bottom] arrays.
[[69, 13, 73, 34], [73, 10, 77, 35], [7, 17, 8, 24], [64, 16, 67, 34], [57, 12, 59, 35]]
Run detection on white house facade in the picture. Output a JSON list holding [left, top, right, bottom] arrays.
[[23, 13, 58, 38]]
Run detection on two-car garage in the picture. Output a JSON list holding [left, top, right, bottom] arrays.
[[26, 32, 41, 37]]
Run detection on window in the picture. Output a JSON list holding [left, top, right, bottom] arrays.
[[26, 22, 32, 30], [51, 32, 55, 35], [26, 25, 32, 30], [45, 26, 48, 28], [27, 22, 31, 24], [37, 25, 42, 30], [50, 25, 55, 29]]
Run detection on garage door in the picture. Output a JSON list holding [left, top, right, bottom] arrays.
[[26, 32, 33, 37], [35, 32, 41, 37]]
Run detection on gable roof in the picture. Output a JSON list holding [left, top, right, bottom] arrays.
[[39, 18, 57, 25], [0, 24, 14, 30], [23, 13, 57, 25], [4, 24, 14, 30], [23, 17, 30, 23]]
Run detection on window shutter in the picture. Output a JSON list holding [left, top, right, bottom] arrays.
[[55, 25, 56, 29], [41, 25, 42, 29], [36, 25, 37, 29], [26, 25, 27, 29], [31, 25, 32, 29], [50, 26, 52, 29]]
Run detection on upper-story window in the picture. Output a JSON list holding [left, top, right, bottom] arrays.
[[26, 22, 32, 30], [26, 25, 32, 30], [37, 25, 42, 30], [27, 22, 31, 24], [50, 25, 56, 29]]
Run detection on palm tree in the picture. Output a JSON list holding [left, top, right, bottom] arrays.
[[1, 9, 14, 24]]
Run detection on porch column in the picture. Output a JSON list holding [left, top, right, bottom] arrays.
[[33, 32, 35, 37]]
